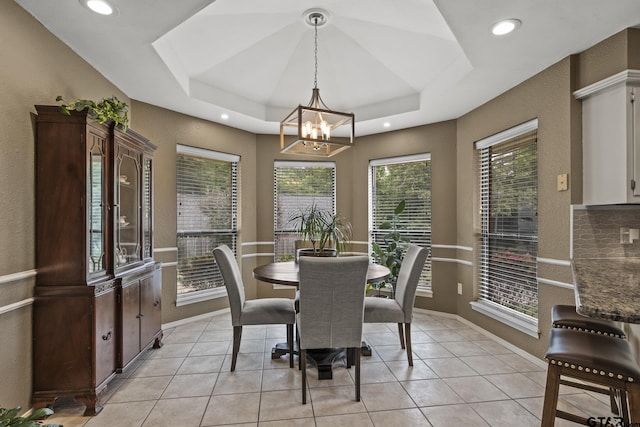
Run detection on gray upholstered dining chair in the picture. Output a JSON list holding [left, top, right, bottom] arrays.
[[364, 244, 428, 366], [213, 244, 296, 371], [297, 255, 369, 404]]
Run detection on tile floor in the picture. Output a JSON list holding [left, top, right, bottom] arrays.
[[46, 310, 617, 426]]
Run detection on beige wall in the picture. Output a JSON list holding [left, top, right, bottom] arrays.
[[456, 56, 578, 358], [0, 0, 131, 409], [129, 101, 258, 323], [455, 28, 640, 359], [577, 28, 640, 89], [3, 0, 640, 411]]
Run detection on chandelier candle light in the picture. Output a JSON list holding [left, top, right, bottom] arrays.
[[280, 9, 355, 157]]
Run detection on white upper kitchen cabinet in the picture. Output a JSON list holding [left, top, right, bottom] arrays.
[[575, 70, 640, 205]]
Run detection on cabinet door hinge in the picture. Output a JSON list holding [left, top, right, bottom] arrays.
[[632, 90, 636, 103], [632, 179, 636, 191]]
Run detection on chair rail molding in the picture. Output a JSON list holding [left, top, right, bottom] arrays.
[[431, 244, 473, 251], [537, 257, 571, 266], [538, 277, 574, 290], [431, 257, 473, 266], [154, 247, 178, 253], [241, 241, 275, 246], [0, 269, 37, 286], [0, 298, 35, 316]]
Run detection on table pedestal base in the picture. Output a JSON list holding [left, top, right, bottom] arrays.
[[361, 341, 372, 357], [271, 341, 371, 380], [271, 342, 293, 361], [306, 348, 346, 380]]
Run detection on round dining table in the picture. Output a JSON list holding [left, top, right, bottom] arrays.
[[253, 260, 391, 287], [253, 260, 390, 380]]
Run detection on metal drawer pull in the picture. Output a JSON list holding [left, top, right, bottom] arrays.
[[102, 331, 112, 341]]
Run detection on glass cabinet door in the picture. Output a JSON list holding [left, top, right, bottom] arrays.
[[88, 132, 107, 275], [142, 156, 153, 259], [116, 143, 141, 268]]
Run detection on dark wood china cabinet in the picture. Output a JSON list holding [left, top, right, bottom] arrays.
[[32, 106, 162, 415]]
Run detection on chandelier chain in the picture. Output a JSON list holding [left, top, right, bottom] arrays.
[[314, 16, 318, 89]]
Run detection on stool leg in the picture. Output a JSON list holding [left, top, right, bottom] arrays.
[[628, 382, 640, 424], [541, 363, 561, 427], [610, 387, 620, 415], [619, 389, 629, 427]]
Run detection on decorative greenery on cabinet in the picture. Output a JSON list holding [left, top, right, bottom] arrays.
[[56, 95, 129, 130]]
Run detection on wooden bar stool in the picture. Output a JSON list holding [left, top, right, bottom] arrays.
[[552, 305, 626, 338], [552, 304, 627, 415], [542, 328, 640, 426]]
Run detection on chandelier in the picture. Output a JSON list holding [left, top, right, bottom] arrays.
[[280, 9, 355, 157]]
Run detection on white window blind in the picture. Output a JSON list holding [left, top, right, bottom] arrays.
[[176, 145, 238, 296], [476, 122, 538, 320], [368, 154, 432, 290], [273, 161, 335, 262]]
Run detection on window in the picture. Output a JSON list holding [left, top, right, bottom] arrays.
[[369, 154, 432, 290], [473, 119, 538, 336], [274, 161, 335, 262], [176, 145, 238, 303]]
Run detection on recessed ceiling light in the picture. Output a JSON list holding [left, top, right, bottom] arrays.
[[383, 122, 391, 128], [82, 0, 115, 15], [221, 113, 229, 120], [491, 19, 521, 36]]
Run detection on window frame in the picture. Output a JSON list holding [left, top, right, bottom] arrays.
[[175, 144, 239, 306], [470, 119, 539, 338], [368, 153, 432, 293]]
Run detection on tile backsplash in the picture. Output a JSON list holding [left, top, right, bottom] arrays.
[[572, 205, 640, 258]]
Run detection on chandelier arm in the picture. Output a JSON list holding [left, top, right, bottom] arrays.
[[306, 91, 317, 107], [314, 89, 330, 110]]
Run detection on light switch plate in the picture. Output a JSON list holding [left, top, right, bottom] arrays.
[[557, 174, 568, 191]]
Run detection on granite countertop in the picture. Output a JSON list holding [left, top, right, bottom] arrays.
[[572, 258, 640, 324]]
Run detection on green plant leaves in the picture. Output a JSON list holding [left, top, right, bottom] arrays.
[[371, 200, 409, 296], [288, 204, 351, 253], [56, 95, 129, 131], [0, 406, 60, 427]]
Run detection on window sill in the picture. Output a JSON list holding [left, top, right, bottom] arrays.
[[416, 288, 433, 298], [470, 300, 539, 338], [176, 287, 227, 307], [272, 284, 296, 291]]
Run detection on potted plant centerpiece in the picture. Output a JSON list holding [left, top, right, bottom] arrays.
[[288, 203, 352, 260]]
